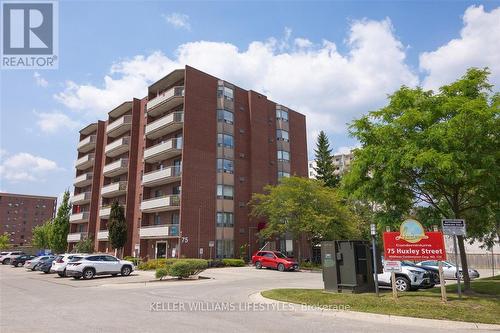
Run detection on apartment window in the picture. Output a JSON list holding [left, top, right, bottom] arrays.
[[276, 129, 289, 142], [217, 109, 234, 124], [172, 186, 181, 195], [217, 133, 234, 148], [276, 109, 289, 121], [171, 213, 179, 225], [78, 225, 84, 232], [218, 86, 234, 101], [217, 158, 234, 174], [154, 214, 161, 225], [278, 171, 290, 179], [277, 150, 290, 162], [216, 212, 234, 227], [154, 190, 162, 198], [216, 185, 234, 200], [216, 239, 234, 258]]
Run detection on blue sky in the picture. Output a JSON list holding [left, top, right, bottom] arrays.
[[1, 0, 499, 198]]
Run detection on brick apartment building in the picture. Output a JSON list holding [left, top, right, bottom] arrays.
[[69, 66, 308, 260], [0, 193, 57, 248]]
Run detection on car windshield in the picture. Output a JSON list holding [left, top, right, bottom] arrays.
[[274, 252, 287, 259], [69, 256, 83, 262], [0, 252, 8, 255]]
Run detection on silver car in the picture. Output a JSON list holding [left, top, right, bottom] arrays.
[[25, 255, 56, 270], [416, 260, 480, 280]]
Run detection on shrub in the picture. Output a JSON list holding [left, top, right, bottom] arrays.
[[124, 256, 140, 266], [208, 259, 225, 268], [168, 259, 208, 279], [138, 258, 166, 270], [155, 267, 169, 280], [222, 258, 246, 267]]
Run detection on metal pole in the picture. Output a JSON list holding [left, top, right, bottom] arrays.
[[391, 271, 397, 299], [492, 246, 495, 277], [438, 261, 447, 303], [371, 234, 379, 297], [197, 208, 201, 259], [453, 235, 462, 299]]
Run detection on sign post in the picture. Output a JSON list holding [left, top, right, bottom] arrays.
[[370, 224, 379, 297], [438, 261, 447, 303], [384, 260, 402, 299], [442, 219, 466, 299]]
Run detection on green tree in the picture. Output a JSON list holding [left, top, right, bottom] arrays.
[[251, 177, 359, 261], [344, 68, 499, 291], [0, 232, 10, 250], [50, 190, 71, 253], [108, 201, 127, 258], [32, 220, 52, 249], [74, 237, 93, 253], [313, 131, 338, 187]]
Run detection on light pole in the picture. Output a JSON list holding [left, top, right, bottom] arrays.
[[370, 223, 379, 297]]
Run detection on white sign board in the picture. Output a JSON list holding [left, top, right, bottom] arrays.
[[442, 219, 466, 236], [383, 260, 402, 273], [208, 241, 215, 248]]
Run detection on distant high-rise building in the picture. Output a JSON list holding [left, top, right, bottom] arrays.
[[308, 151, 354, 179]]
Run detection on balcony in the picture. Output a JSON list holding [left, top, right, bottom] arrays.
[[107, 115, 132, 138], [75, 153, 94, 170], [67, 232, 85, 242], [139, 224, 179, 239], [142, 166, 181, 187], [77, 135, 96, 153], [99, 206, 111, 219], [145, 111, 183, 139], [105, 136, 130, 157], [69, 212, 89, 223], [140, 195, 180, 213], [103, 158, 129, 177], [101, 181, 127, 198], [146, 86, 184, 117], [97, 230, 109, 241], [73, 172, 93, 187], [71, 192, 91, 205], [143, 138, 182, 163]]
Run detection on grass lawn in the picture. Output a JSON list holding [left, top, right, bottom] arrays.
[[261, 275, 500, 325]]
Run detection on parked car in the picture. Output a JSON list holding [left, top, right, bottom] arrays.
[[11, 255, 36, 267], [36, 257, 56, 273], [251, 251, 299, 272], [66, 254, 134, 280], [416, 260, 480, 280], [377, 260, 433, 291], [25, 255, 56, 271], [0, 251, 25, 265], [401, 261, 440, 288], [51, 253, 86, 277]]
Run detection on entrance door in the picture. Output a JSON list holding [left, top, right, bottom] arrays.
[[156, 242, 167, 259]]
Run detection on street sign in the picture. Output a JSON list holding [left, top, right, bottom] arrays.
[[208, 241, 215, 248], [383, 260, 402, 273], [442, 219, 466, 236]]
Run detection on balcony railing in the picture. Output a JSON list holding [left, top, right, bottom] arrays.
[[103, 158, 129, 177], [67, 232, 85, 242], [99, 206, 111, 219], [71, 192, 91, 205], [147, 86, 184, 116], [107, 115, 132, 138], [140, 195, 180, 213], [139, 224, 179, 239], [73, 172, 93, 187], [104, 136, 130, 157], [145, 111, 183, 139], [69, 212, 89, 223], [101, 181, 127, 198], [77, 135, 96, 153], [75, 153, 95, 170], [143, 138, 182, 163], [142, 166, 181, 187], [97, 230, 109, 240]]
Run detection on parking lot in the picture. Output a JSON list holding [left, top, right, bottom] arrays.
[[0, 264, 495, 333]]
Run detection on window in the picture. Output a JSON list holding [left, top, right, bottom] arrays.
[[215, 239, 234, 258], [216, 212, 234, 227], [277, 150, 290, 161], [216, 185, 234, 200], [276, 129, 289, 142], [217, 109, 234, 124], [264, 253, 275, 258], [217, 158, 234, 174], [217, 133, 234, 148], [154, 214, 161, 225], [218, 86, 234, 101], [172, 186, 181, 195], [278, 171, 290, 179], [78, 225, 84, 232], [171, 213, 179, 225], [276, 109, 289, 121]]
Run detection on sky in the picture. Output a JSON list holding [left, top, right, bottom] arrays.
[[0, 0, 499, 199]]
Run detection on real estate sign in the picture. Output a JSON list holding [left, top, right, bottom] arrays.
[[383, 219, 446, 261]]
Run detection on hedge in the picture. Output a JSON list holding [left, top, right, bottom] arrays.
[[123, 256, 141, 266], [138, 258, 166, 270], [155, 267, 169, 280], [154, 259, 208, 279], [222, 259, 245, 267]]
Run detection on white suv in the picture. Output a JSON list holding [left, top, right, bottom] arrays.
[[66, 254, 134, 280], [51, 253, 87, 277], [0, 251, 24, 265], [377, 261, 432, 291]]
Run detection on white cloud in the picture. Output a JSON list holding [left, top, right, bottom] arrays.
[[33, 71, 48, 87], [420, 5, 500, 90], [0, 152, 60, 182], [162, 12, 191, 30], [34, 111, 80, 134], [54, 17, 418, 153]]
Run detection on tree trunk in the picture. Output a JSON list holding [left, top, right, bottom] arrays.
[[457, 235, 471, 291]]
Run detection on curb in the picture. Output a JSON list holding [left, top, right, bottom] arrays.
[[250, 292, 500, 331]]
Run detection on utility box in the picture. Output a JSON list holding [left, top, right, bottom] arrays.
[[321, 240, 376, 293]]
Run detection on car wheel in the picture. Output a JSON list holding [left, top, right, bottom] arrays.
[[82, 268, 95, 280], [277, 263, 285, 272], [58, 273, 64, 277], [17, 262, 23, 267], [121, 265, 131, 276], [395, 276, 410, 292], [62, 269, 66, 277], [255, 261, 262, 269], [43, 270, 50, 274], [3, 259, 10, 265]]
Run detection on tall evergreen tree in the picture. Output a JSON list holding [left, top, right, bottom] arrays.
[[108, 201, 127, 258], [313, 131, 338, 187], [50, 190, 71, 253]]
